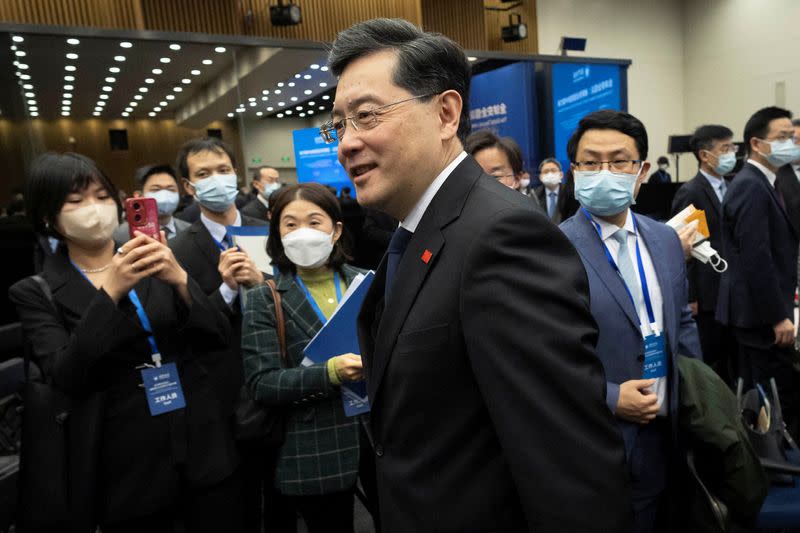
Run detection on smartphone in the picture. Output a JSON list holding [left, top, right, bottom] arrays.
[[125, 197, 162, 242]]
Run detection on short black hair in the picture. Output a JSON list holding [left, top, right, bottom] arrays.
[[538, 157, 562, 173], [465, 130, 524, 175], [743, 106, 792, 154], [175, 137, 237, 179], [689, 125, 734, 163], [329, 18, 471, 144], [267, 183, 352, 274], [135, 163, 179, 189], [25, 152, 121, 238], [793, 118, 800, 128], [566, 110, 648, 162], [251, 165, 277, 182], [656, 156, 669, 165]]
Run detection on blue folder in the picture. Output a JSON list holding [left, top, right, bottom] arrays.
[[304, 272, 374, 416]]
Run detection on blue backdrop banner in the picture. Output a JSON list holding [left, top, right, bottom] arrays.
[[293, 127, 350, 193], [469, 61, 539, 174]]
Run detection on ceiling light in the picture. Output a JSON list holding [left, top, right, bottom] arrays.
[[501, 13, 528, 42], [139, 87, 148, 93], [67, 38, 80, 45], [248, 97, 256, 102], [294, 74, 301, 79], [23, 84, 34, 90], [97, 101, 106, 106], [321, 66, 329, 72], [93, 112, 102, 117], [467, 56, 478, 62], [120, 42, 132, 48], [130, 102, 138, 107], [267, 106, 274, 111], [274, 89, 282, 95], [278, 102, 285, 107], [173, 86, 183, 92], [236, 108, 245, 113], [304, 90, 312, 95], [160, 57, 171, 63], [114, 55, 126, 62], [215, 46, 226, 53], [66, 53, 78, 60], [286, 110, 293, 115], [288, 82, 295, 87], [319, 106, 325, 110], [17, 64, 29, 70], [304, 74, 312, 80], [181, 78, 191, 84], [12, 36, 24, 43], [12, 61, 19, 67], [19, 74, 30, 80], [261, 96, 269, 101], [319, 82, 328, 87], [64, 75, 75, 82], [308, 101, 315, 106], [27, 99, 36, 105], [61, 112, 70, 117], [125, 107, 133, 112], [24, 92, 34, 98], [62, 106, 71, 111], [29, 106, 37, 111], [105, 77, 116, 83], [310, 64, 320, 69], [262, 89, 270, 95], [322, 95, 330, 100], [134, 95, 142, 100], [256, 111, 263, 117], [227, 113, 234, 118], [145, 78, 154, 84], [308, 110, 314, 115], [63, 93, 73, 98], [277, 82, 284, 87], [202, 59, 212, 65], [166, 94, 175, 100], [159, 101, 167, 106], [102, 86, 112, 92], [170, 43, 181, 51], [299, 113, 306, 117], [152, 68, 163, 75], [296, 106, 303, 110], [191, 69, 201, 75], [277, 113, 284, 118], [15, 51, 26, 57], [290, 97, 298, 102], [30, 112, 38, 117], [149, 112, 156, 117], [9, 46, 16, 51], [122, 112, 129, 117], [249, 102, 256, 107], [154, 107, 162, 112], [109, 67, 120, 73]]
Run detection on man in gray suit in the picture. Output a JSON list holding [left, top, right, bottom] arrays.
[[114, 164, 190, 243]]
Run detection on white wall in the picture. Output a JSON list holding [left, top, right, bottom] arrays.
[[683, 0, 800, 151], [536, 0, 690, 179], [239, 116, 316, 185]]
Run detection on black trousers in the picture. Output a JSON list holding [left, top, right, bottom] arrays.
[[102, 471, 244, 533], [240, 444, 296, 533], [288, 490, 354, 533], [695, 310, 737, 385]]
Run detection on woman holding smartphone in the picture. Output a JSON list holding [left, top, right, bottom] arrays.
[[242, 183, 371, 533], [9, 152, 242, 532]]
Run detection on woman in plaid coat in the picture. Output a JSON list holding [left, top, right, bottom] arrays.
[[242, 183, 370, 533]]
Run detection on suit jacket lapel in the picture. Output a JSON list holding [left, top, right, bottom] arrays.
[[749, 163, 796, 235], [573, 214, 640, 331], [44, 251, 99, 320], [189, 220, 222, 270], [696, 173, 721, 216], [367, 156, 482, 402]]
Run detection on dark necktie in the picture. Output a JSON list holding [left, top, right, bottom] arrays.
[[222, 232, 234, 250], [548, 192, 557, 219], [384, 227, 413, 301]]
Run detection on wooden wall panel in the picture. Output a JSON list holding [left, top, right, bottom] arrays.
[[420, 0, 485, 51], [0, 118, 241, 201], [484, 0, 537, 54], [0, 0, 143, 29], [140, 0, 241, 35]]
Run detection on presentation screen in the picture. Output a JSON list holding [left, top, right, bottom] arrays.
[[292, 127, 350, 192], [551, 63, 622, 167]]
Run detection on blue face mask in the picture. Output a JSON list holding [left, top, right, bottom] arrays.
[[259, 181, 281, 200], [193, 173, 238, 213], [574, 169, 639, 216], [762, 138, 800, 168], [144, 189, 180, 216], [713, 152, 737, 176]]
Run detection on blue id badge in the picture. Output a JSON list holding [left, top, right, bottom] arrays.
[[141, 362, 186, 416], [642, 333, 667, 379]]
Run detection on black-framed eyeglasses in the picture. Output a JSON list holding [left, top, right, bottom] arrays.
[[319, 93, 437, 144], [573, 159, 643, 173]]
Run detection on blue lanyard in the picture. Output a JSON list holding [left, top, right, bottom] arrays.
[[71, 261, 162, 366], [581, 208, 657, 328], [294, 271, 342, 323]]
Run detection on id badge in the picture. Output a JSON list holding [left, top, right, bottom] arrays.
[[642, 333, 667, 379], [141, 362, 186, 416]]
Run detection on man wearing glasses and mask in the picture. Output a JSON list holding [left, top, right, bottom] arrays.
[[560, 110, 702, 533], [324, 18, 629, 533]]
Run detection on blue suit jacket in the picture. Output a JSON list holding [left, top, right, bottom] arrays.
[[560, 211, 702, 459], [715, 162, 798, 329]]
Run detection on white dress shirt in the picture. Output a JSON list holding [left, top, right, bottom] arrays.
[[201, 210, 243, 305], [592, 209, 667, 416], [699, 169, 726, 203], [748, 158, 777, 188], [400, 151, 468, 232]]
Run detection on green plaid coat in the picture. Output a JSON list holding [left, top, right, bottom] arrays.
[[241, 264, 366, 496]]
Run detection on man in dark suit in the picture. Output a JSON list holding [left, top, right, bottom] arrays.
[[327, 18, 629, 532], [560, 110, 702, 533], [168, 138, 283, 533], [242, 165, 281, 221], [534, 157, 568, 223], [716, 106, 800, 433], [670, 125, 738, 383], [774, 118, 800, 234]]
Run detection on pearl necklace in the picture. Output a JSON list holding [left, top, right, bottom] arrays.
[[79, 263, 112, 274]]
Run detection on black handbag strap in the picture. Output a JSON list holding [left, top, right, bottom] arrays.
[[264, 279, 289, 366]]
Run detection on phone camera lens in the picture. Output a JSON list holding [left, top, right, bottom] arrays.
[[134, 214, 142, 222], [132, 202, 140, 210]]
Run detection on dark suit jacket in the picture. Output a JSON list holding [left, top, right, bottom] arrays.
[[241, 197, 270, 221], [775, 163, 800, 235], [560, 212, 702, 499], [670, 172, 724, 312], [169, 213, 268, 415], [356, 156, 630, 532], [716, 163, 799, 329], [8, 249, 236, 524], [534, 184, 566, 224]]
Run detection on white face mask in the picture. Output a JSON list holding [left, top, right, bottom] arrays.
[[282, 227, 335, 268], [540, 172, 562, 187], [519, 178, 531, 190], [57, 203, 119, 248]]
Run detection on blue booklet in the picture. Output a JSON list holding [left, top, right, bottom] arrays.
[[304, 272, 374, 416]]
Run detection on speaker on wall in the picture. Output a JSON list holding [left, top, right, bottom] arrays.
[[207, 129, 222, 139]]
